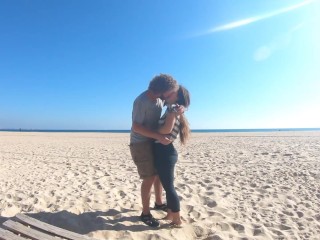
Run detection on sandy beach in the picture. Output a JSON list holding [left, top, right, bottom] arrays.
[[0, 131, 319, 239]]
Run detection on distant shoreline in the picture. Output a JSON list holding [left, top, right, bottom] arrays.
[[1, 128, 320, 133]]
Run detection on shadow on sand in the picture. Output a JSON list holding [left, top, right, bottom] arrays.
[[0, 208, 158, 234], [0, 216, 9, 225]]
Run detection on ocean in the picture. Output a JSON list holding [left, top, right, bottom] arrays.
[[1, 128, 320, 133]]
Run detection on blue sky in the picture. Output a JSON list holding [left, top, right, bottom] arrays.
[[1, 0, 319, 130]]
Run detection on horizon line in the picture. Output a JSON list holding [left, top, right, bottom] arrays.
[[1, 127, 320, 132]]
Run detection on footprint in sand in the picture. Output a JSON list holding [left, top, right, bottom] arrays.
[[207, 200, 217, 208], [205, 235, 223, 240], [203, 178, 212, 184], [190, 210, 202, 219], [191, 224, 205, 235], [314, 213, 320, 222], [270, 228, 285, 237], [201, 196, 217, 208], [283, 210, 294, 216], [283, 153, 293, 157], [231, 222, 245, 233], [13, 196, 23, 201], [279, 224, 291, 231], [296, 211, 304, 218], [253, 227, 264, 236], [216, 222, 230, 231], [93, 181, 103, 190], [48, 190, 55, 197], [210, 211, 225, 218]]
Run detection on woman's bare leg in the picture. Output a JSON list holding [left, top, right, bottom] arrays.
[[162, 209, 173, 220], [171, 211, 182, 225]]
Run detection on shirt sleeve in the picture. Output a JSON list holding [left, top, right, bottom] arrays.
[[132, 99, 145, 124]]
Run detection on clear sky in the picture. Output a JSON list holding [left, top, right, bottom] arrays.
[[1, 0, 319, 130]]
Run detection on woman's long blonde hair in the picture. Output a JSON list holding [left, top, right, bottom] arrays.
[[176, 85, 190, 145]]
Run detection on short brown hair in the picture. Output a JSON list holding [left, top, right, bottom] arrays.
[[148, 74, 178, 94]]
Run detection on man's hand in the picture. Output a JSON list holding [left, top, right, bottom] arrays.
[[157, 134, 172, 145]]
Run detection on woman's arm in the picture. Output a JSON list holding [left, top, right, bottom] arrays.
[[158, 112, 178, 134]]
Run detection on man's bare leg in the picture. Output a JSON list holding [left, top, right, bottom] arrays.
[[154, 175, 164, 205], [141, 176, 156, 215]]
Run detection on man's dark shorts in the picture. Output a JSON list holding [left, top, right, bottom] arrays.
[[129, 141, 157, 179]]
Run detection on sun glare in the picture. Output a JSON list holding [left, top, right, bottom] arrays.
[[205, 0, 316, 34]]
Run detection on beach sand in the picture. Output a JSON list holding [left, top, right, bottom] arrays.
[[0, 131, 319, 239]]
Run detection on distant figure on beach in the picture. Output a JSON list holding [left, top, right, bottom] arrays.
[[129, 74, 184, 227], [154, 85, 191, 227]]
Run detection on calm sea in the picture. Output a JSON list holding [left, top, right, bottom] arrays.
[[1, 128, 320, 133]]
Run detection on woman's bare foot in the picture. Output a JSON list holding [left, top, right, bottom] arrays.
[[162, 214, 173, 221], [169, 221, 183, 228], [162, 209, 173, 220], [171, 211, 182, 226]]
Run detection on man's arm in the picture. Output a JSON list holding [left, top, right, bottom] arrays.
[[132, 122, 161, 139], [132, 122, 172, 145]]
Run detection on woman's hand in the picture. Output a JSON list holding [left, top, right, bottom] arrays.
[[173, 104, 185, 116]]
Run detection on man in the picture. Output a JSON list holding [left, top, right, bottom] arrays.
[[129, 74, 183, 227]]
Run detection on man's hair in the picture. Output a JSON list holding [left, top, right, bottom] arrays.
[[148, 74, 178, 94]]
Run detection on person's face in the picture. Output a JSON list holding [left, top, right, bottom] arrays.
[[162, 89, 178, 104]]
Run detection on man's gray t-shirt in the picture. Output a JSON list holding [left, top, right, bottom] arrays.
[[130, 91, 163, 143]]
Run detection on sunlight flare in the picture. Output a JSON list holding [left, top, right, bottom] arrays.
[[207, 0, 315, 33]]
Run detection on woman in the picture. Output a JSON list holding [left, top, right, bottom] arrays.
[[154, 85, 191, 227]]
